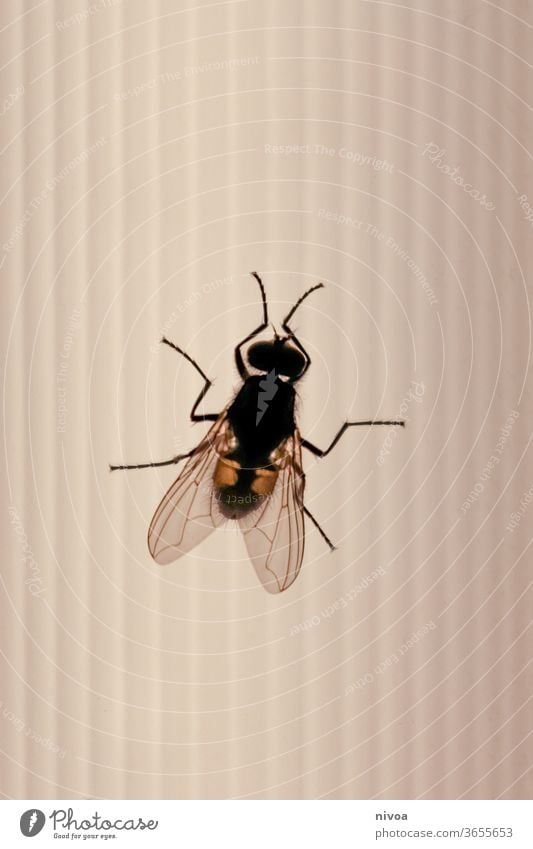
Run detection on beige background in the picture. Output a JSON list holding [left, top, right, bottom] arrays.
[[1, 0, 532, 799]]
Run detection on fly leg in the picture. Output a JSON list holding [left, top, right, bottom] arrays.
[[302, 420, 405, 457], [300, 420, 404, 548], [109, 338, 220, 471], [160, 337, 219, 422], [303, 505, 336, 552], [282, 282, 324, 381], [234, 271, 269, 379], [109, 449, 195, 472]]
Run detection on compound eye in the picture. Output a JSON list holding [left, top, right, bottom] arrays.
[[247, 341, 273, 371], [279, 345, 306, 378]]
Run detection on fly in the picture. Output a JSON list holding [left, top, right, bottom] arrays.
[[110, 273, 404, 593]]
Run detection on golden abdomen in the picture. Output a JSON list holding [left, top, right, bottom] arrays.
[[250, 466, 278, 497], [213, 457, 278, 517], [213, 457, 240, 489]]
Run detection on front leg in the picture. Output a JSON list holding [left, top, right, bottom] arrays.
[[234, 271, 269, 379], [109, 338, 221, 470], [161, 337, 219, 422]]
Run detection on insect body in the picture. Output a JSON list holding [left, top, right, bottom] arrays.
[[110, 273, 404, 593], [215, 374, 296, 516]]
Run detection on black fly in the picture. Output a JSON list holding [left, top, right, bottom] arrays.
[[110, 273, 404, 593]]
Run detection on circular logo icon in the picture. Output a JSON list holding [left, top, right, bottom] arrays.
[[20, 809, 46, 837]]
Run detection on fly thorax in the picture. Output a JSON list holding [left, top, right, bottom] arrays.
[[256, 369, 279, 425]]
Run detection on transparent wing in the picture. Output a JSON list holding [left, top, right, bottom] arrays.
[[148, 414, 229, 564], [238, 432, 305, 593]]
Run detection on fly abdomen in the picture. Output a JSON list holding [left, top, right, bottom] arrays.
[[213, 455, 278, 519]]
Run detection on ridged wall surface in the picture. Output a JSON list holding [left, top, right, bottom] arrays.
[[1, 0, 532, 799]]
